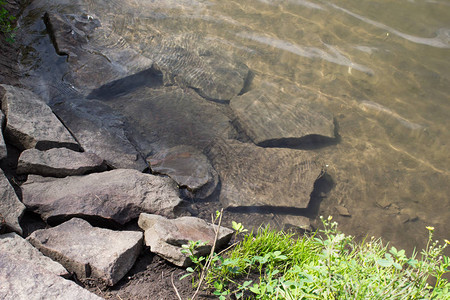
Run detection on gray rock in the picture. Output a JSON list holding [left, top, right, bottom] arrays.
[[21, 169, 183, 224], [0, 252, 103, 300], [148, 145, 218, 199], [0, 84, 79, 151], [99, 86, 235, 153], [0, 169, 25, 234], [335, 205, 351, 217], [17, 148, 107, 177], [0, 232, 68, 277], [230, 84, 335, 146], [138, 213, 234, 267], [0, 111, 6, 160], [275, 215, 311, 231], [43, 11, 154, 94], [52, 99, 148, 171], [207, 139, 323, 209], [147, 34, 250, 101], [27, 218, 143, 286]]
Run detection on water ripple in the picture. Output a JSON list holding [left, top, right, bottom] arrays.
[[327, 2, 450, 49], [237, 32, 374, 75]]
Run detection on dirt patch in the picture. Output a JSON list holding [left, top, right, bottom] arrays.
[[83, 251, 214, 300]]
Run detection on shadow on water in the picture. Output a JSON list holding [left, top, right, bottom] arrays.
[[226, 173, 335, 219], [87, 67, 164, 100], [257, 118, 341, 150], [257, 135, 340, 150]]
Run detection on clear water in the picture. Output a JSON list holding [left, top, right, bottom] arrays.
[[19, 0, 450, 253]]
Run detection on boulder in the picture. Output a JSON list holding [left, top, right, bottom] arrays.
[[21, 169, 183, 224], [27, 218, 143, 286], [230, 84, 335, 147], [0, 233, 68, 277], [52, 99, 148, 171], [138, 213, 234, 267], [0, 169, 25, 234], [17, 148, 107, 177], [0, 252, 103, 300], [0, 84, 79, 151], [207, 139, 323, 209], [0, 111, 6, 160], [148, 145, 218, 199]]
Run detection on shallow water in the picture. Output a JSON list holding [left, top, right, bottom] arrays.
[[18, 0, 450, 253]]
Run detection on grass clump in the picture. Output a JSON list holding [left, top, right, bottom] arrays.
[[182, 215, 450, 299], [0, 0, 16, 43]]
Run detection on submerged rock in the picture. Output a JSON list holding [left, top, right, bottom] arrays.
[[0, 252, 103, 300], [21, 169, 183, 224], [0, 84, 79, 151], [27, 218, 143, 286], [230, 84, 335, 147], [0, 169, 25, 234], [43, 11, 154, 94], [0, 233, 68, 277], [52, 99, 148, 171], [148, 145, 218, 199], [17, 148, 106, 177], [138, 213, 234, 267], [207, 139, 323, 209], [147, 34, 250, 101]]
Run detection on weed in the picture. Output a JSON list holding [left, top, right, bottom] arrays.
[[181, 214, 450, 299], [0, 0, 16, 43]]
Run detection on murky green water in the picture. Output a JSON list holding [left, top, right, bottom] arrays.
[[19, 0, 450, 253]]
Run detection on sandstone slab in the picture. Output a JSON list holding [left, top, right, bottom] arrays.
[[0, 84, 79, 151], [148, 145, 218, 199], [52, 99, 148, 171], [138, 213, 234, 267], [43, 11, 154, 94], [0, 252, 103, 300], [0, 111, 6, 160], [27, 218, 143, 286], [0, 169, 25, 234], [207, 139, 323, 209], [230, 84, 335, 146], [0, 232, 68, 277], [17, 148, 107, 177], [21, 169, 182, 224], [147, 33, 250, 101]]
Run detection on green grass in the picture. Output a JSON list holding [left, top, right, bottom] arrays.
[[182, 215, 450, 299], [0, 0, 16, 43]]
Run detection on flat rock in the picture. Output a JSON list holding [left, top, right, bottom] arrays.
[[148, 145, 218, 199], [138, 213, 234, 267], [275, 215, 311, 231], [0, 111, 6, 160], [335, 205, 351, 217], [230, 83, 335, 146], [43, 11, 154, 94], [147, 33, 250, 101], [0, 232, 68, 277], [27, 218, 143, 286], [0, 252, 103, 300], [207, 139, 323, 209], [21, 169, 183, 224], [0, 84, 79, 151], [0, 169, 25, 234], [52, 99, 148, 171], [17, 148, 107, 177]]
